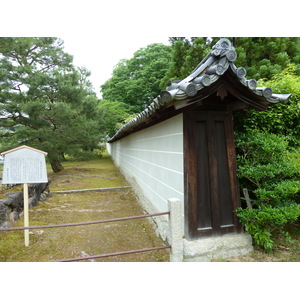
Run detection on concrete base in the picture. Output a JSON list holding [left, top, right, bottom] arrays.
[[183, 233, 253, 262]]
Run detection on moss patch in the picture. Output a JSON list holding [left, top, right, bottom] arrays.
[[0, 156, 169, 262], [48, 156, 128, 191]]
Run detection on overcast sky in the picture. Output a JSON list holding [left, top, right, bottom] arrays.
[[62, 36, 170, 97]]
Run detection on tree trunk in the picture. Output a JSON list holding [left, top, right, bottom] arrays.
[[49, 156, 64, 172]]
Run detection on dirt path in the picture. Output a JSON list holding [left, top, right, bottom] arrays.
[[0, 157, 170, 262]]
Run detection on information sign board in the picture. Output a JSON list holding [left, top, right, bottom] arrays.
[[0, 145, 48, 247], [1, 146, 48, 184]]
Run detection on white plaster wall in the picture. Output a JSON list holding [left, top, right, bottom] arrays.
[[108, 114, 184, 215]]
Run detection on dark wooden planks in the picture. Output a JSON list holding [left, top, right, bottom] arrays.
[[184, 110, 242, 240]]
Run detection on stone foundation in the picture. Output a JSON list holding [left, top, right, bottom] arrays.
[[0, 181, 51, 228], [183, 233, 253, 262]]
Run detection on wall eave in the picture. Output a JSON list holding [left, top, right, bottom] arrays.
[[108, 38, 292, 143]]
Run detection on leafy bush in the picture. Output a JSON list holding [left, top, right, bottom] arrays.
[[255, 180, 300, 204], [236, 204, 300, 253], [236, 131, 300, 206]]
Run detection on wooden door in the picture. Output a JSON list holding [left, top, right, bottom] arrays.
[[183, 111, 242, 239]]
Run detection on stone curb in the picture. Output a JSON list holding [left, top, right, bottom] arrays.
[[51, 186, 131, 194]]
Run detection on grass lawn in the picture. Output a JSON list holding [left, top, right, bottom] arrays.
[[0, 153, 169, 262], [47, 154, 129, 191]]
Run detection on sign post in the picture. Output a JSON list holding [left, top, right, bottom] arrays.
[[1, 145, 48, 247], [23, 183, 29, 246]]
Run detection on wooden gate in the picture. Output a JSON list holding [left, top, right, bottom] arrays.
[[183, 110, 242, 239]]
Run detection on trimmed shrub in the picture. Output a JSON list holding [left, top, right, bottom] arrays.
[[236, 204, 300, 253]]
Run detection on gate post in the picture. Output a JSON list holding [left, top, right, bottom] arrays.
[[168, 198, 183, 262]]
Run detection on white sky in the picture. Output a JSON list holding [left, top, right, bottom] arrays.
[[62, 36, 170, 97]]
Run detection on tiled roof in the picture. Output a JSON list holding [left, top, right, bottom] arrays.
[[108, 38, 292, 142]]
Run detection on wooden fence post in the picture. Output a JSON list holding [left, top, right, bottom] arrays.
[[242, 188, 253, 209]]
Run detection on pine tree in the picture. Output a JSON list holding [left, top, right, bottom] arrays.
[[0, 37, 103, 172]]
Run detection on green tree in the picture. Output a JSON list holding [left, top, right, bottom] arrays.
[[0, 37, 103, 172], [234, 64, 300, 147], [162, 37, 300, 85], [234, 37, 300, 80], [159, 39, 191, 88], [101, 43, 172, 113], [98, 99, 131, 138]]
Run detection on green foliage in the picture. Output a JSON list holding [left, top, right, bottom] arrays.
[[236, 129, 300, 253], [101, 43, 172, 113], [236, 131, 300, 206], [236, 204, 300, 252], [234, 64, 300, 147], [0, 37, 104, 172], [114, 113, 138, 134], [98, 99, 132, 138], [162, 37, 300, 86], [255, 180, 300, 204], [234, 64, 300, 208], [234, 37, 300, 79], [160, 37, 211, 88]]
